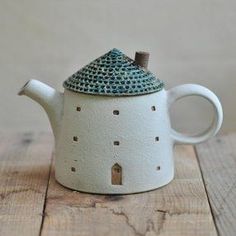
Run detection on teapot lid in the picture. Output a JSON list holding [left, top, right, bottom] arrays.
[[63, 48, 164, 96]]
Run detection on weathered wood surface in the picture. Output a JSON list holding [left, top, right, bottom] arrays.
[[0, 132, 53, 236], [3, 132, 232, 235], [196, 133, 236, 236], [41, 145, 216, 236]]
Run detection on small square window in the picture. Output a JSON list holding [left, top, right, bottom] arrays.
[[114, 141, 120, 146], [156, 166, 161, 171], [151, 106, 156, 111], [73, 136, 78, 142], [113, 110, 119, 115], [71, 167, 76, 172], [76, 107, 81, 111]]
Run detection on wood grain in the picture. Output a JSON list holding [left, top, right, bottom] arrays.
[[0, 132, 53, 236], [196, 133, 236, 236], [41, 145, 217, 236]]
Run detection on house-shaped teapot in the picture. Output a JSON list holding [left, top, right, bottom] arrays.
[[19, 49, 223, 194]]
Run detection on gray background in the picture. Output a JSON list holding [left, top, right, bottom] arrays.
[[1, 0, 235, 134]]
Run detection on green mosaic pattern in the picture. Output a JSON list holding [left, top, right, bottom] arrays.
[[63, 48, 164, 96]]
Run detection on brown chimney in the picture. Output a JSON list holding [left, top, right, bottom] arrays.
[[134, 51, 150, 69]]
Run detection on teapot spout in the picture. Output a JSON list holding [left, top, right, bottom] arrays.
[[18, 79, 64, 140]]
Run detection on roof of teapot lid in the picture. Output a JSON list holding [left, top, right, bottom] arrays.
[[63, 48, 164, 96]]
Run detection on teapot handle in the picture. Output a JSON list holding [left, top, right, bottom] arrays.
[[167, 84, 223, 144]]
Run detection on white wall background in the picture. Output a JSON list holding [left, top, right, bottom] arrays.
[[0, 0, 235, 135]]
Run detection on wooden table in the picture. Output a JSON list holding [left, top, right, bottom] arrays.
[[0, 132, 235, 236]]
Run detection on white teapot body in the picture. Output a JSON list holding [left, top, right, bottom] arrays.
[[56, 89, 172, 194], [19, 49, 223, 194], [19, 80, 223, 194]]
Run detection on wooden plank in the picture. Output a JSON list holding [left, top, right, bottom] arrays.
[[195, 133, 236, 236], [0, 132, 53, 236], [41, 145, 217, 236]]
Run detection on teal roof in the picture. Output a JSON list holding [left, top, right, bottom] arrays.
[[63, 48, 164, 96]]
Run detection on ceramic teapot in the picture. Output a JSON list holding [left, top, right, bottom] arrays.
[[19, 49, 223, 194]]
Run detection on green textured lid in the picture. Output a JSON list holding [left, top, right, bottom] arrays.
[[63, 48, 164, 96]]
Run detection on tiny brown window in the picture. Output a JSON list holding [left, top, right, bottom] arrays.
[[111, 163, 122, 185], [71, 167, 76, 172], [76, 106, 81, 111]]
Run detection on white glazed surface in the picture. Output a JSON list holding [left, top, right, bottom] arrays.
[[19, 80, 223, 194], [55, 90, 174, 194]]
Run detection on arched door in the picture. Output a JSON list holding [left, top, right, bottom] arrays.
[[111, 163, 122, 185]]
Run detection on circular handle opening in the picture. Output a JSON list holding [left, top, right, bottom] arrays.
[[168, 84, 223, 144], [169, 95, 214, 136]]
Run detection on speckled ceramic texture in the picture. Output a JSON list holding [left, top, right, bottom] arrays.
[[63, 48, 164, 96], [55, 89, 174, 194]]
